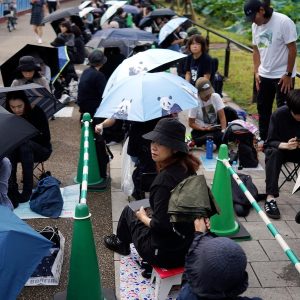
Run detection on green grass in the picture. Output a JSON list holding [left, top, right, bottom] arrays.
[[209, 48, 256, 114]]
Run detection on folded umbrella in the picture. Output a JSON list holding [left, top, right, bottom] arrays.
[[0, 84, 64, 119], [103, 48, 187, 97], [0, 206, 52, 300], [95, 72, 199, 122], [0, 106, 39, 160], [0, 44, 60, 87], [168, 175, 220, 222]]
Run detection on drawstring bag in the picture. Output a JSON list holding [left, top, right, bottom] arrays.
[[29, 176, 63, 218], [26, 226, 65, 286]]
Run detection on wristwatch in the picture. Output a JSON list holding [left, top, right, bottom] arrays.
[[285, 71, 292, 77]]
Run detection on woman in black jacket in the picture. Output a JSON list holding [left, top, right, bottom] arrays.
[[6, 90, 52, 207], [104, 118, 200, 271]]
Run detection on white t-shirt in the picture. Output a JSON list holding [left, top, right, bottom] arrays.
[[188, 93, 225, 127], [252, 12, 297, 78]]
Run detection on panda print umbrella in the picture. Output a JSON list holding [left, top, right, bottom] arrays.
[[95, 72, 199, 122]]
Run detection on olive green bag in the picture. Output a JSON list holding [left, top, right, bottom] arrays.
[[168, 175, 220, 222]]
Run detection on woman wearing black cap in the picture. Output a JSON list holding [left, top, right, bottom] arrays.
[[104, 118, 200, 274], [11, 55, 50, 91]]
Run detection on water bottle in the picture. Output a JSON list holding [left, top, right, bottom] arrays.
[[232, 160, 237, 172], [206, 138, 214, 159]]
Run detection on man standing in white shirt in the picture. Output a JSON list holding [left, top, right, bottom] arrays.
[[243, 0, 297, 142]]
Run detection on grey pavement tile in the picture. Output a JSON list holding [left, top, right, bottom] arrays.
[[260, 239, 300, 261], [246, 204, 298, 222], [251, 261, 300, 287], [286, 221, 300, 238], [242, 221, 297, 240], [239, 240, 269, 262], [278, 193, 300, 206], [110, 168, 122, 191], [247, 263, 261, 287], [111, 191, 128, 221], [287, 287, 300, 300], [243, 287, 293, 300], [114, 261, 120, 300]]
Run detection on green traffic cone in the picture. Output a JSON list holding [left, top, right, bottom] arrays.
[[74, 113, 104, 185], [67, 203, 104, 300], [210, 144, 239, 236]]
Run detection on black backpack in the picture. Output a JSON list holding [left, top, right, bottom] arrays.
[[231, 173, 258, 217], [222, 123, 258, 168]]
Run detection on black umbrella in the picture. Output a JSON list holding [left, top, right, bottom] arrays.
[[42, 6, 80, 24], [149, 8, 176, 18], [86, 28, 157, 57], [0, 84, 64, 119], [41, 0, 91, 23], [0, 106, 39, 161], [0, 44, 60, 87], [138, 16, 152, 28]]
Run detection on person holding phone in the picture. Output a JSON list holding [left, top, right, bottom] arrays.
[[264, 89, 300, 219], [188, 77, 227, 149]]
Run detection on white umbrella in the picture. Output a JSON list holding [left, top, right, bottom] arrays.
[[79, 7, 95, 18], [103, 48, 187, 97], [158, 17, 188, 45], [100, 2, 126, 26]]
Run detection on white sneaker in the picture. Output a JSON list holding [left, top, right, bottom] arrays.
[[38, 38, 43, 44]]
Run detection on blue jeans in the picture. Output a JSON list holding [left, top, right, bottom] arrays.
[[0, 158, 14, 210]]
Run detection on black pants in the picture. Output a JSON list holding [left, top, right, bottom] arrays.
[[8, 140, 52, 191], [257, 77, 293, 140], [265, 147, 300, 197], [117, 206, 155, 263], [116, 206, 187, 268], [47, 1, 57, 13], [191, 129, 223, 147]]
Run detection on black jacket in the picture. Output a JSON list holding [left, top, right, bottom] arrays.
[[26, 105, 51, 151], [148, 162, 195, 266], [77, 66, 107, 117], [265, 105, 300, 149]]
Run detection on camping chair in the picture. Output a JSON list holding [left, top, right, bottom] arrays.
[[33, 161, 46, 181], [279, 162, 300, 190]]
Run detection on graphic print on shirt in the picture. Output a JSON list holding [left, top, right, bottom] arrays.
[[201, 104, 217, 125], [190, 59, 198, 84], [257, 30, 273, 49]]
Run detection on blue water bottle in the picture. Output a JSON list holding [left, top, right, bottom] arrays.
[[206, 138, 214, 159]]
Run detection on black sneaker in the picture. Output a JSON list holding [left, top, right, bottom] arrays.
[[264, 199, 280, 219], [104, 234, 130, 256]]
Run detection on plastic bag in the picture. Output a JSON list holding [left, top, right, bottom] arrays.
[[121, 137, 135, 196]]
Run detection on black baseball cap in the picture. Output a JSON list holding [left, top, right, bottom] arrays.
[[244, 0, 262, 22]]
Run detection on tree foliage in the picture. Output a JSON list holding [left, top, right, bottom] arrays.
[[194, 0, 300, 50]]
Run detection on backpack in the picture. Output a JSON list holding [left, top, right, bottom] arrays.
[[231, 173, 258, 217], [222, 123, 258, 168], [237, 132, 258, 168], [29, 176, 63, 218]]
